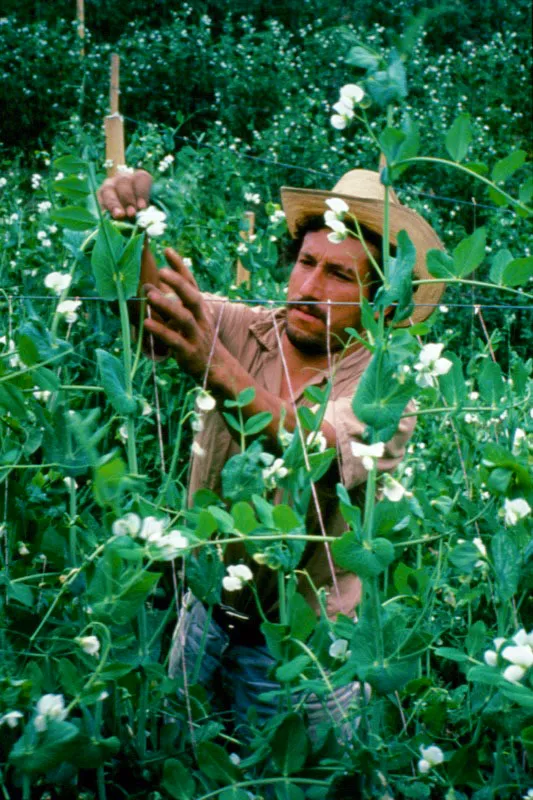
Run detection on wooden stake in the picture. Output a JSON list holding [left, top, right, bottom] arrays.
[[105, 54, 125, 177], [77, 0, 85, 57], [236, 211, 254, 287]]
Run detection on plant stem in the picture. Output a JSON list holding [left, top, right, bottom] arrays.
[[116, 282, 138, 475], [68, 478, 77, 567], [136, 606, 149, 759]]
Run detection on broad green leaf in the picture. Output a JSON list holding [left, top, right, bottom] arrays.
[[0, 384, 28, 420], [489, 249, 513, 284], [162, 758, 196, 799], [261, 621, 288, 660], [452, 227, 486, 277], [491, 532, 520, 602], [270, 713, 309, 775], [448, 541, 479, 573], [51, 205, 98, 231], [501, 256, 533, 287], [67, 734, 120, 769], [491, 149, 527, 183], [54, 174, 90, 200], [298, 405, 317, 430], [467, 665, 504, 687], [276, 654, 311, 682], [445, 113, 472, 163], [289, 593, 316, 642], [374, 229, 416, 322], [197, 741, 241, 785], [500, 683, 533, 710], [92, 454, 128, 507], [378, 127, 406, 165], [6, 580, 34, 607], [519, 176, 533, 204], [195, 509, 219, 539], [272, 504, 302, 533], [225, 386, 255, 408], [352, 347, 414, 441], [274, 784, 305, 800], [58, 658, 82, 695], [222, 451, 265, 502], [244, 411, 273, 436], [187, 548, 223, 606], [332, 531, 394, 577], [96, 349, 137, 414], [426, 249, 456, 279], [53, 155, 88, 173], [91, 218, 126, 300], [478, 360, 504, 407], [10, 720, 80, 774], [439, 354, 467, 406], [116, 232, 143, 299], [346, 44, 381, 70], [304, 384, 330, 405], [364, 658, 417, 694], [434, 647, 469, 663]]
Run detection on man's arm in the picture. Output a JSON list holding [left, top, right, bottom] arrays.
[[143, 250, 338, 452]]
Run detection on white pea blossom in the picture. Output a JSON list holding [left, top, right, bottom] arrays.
[[196, 391, 216, 412], [237, 242, 248, 254], [262, 458, 289, 488], [522, 790, 533, 799], [325, 197, 349, 216], [139, 516, 166, 544], [418, 744, 444, 774], [112, 512, 142, 537], [136, 206, 167, 237], [503, 497, 531, 526], [44, 271, 72, 295], [192, 440, 206, 458], [340, 83, 365, 104], [484, 650, 498, 667], [56, 299, 81, 324], [37, 200, 52, 213], [414, 343, 453, 388], [331, 114, 349, 130], [118, 424, 128, 442], [501, 645, 533, 669], [329, 638, 351, 660], [351, 441, 385, 471], [473, 537, 487, 565], [513, 629, 533, 648], [0, 711, 23, 728], [31, 173, 42, 189], [156, 529, 189, 560], [382, 474, 412, 502], [0, 337, 21, 369], [191, 415, 204, 433], [503, 664, 526, 684], [468, 391, 479, 401], [18, 542, 29, 556], [269, 209, 286, 224], [245, 192, 261, 205], [306, 431, 327, 453], [0, 177, 7, 189], [34, 694, 67, 732], [324, 210, 348, 234], [222, 564, 254, 592], [157, 154, 174, 173], [512, 427, 527, 454], [77, 635, 101, 657]]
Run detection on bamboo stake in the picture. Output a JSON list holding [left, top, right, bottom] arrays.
[[236, 211, 254, 287], [77, 0, 85, 57], [104, 54, 125, 177]]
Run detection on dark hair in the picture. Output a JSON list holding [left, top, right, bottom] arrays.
[[286, 214, 391, 300]]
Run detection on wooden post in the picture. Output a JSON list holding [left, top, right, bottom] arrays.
[[104, 54, 125, 176], [77, 0, 85, 57], [236, 211, 254, 287]]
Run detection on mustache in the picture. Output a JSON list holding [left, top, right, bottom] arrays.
[[288, 299, 327, 324]]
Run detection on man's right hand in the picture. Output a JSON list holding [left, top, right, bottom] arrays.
[[98, 169, 153, 220]]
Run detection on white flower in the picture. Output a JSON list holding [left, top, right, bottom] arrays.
[[504, 497, 531, 526], [468, 391, 479, 401], [191, 415, 204, 433], [325, 197, 349, 216], [472, 537, 487, 558], [324, 210, 348, 234], [418, 744, 444, 773], [229, 752, 241, 766], [414, 343, 453, 388], [382, 474, 411, 502], [112, 512, 142, 537], [31, 173, 42, 189], [513, 629, 533, 648], [327, 229, 349, 244], [340, 83, 365, 104], [306, 431, 327, 453], [56, 299, 81, 324], [141, 399, 152, 416], [332, 99, 355, 118], [245, 192, 261, 205], [116, 165, 134, 175], [78, 635, 100, 657], [331, 114, 348, 130], [136, 206, 167, 237], [493, 637, 506, 651], [0, 177, 7, 189], [192, 440, 206, 458], [18, 542, 29, 556], [139, 516, 166, 543], [351, 441, 385, 471], [196, 391, 216, 412], [484, 650, 498, 667], [512, 428, 527, 454], [63, 477, 77, 490], [503, 664, 526, 683], [34, 694, 67, 731], [522, 790, 533, 799], [269, 209, 285, 224], [157, 154, 174, 173], [0, 711, 23, 728], [44, 271, 72, 295], [182, 257, 193, 268], [439, 305, 449, 313], [501, 645, 533, 669], [155, 529, 189, 560], [0, 336, 20, 369], [329, 638, 351, 660], [118, 424, 128, 442], [262, 458, 289, 488], [237, 242, 248, 254], [222, 564, 253, 592]]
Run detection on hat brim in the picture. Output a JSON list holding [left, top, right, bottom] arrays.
[[281, 185, 445, 325]]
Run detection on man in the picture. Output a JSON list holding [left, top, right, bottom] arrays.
[[99, 167, 444, 733]]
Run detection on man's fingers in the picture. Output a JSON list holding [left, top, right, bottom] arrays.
[[98, 170, 153, 218], [132, 170, 153, 210], [164, 248, 198, 287], [144, 286, 197, 336], [144, 316, 189, 350], [157, 268, 206, 322], [98, 182, 126, 218]]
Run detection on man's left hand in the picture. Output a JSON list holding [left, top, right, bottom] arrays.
[[143, 248, 221, 381]]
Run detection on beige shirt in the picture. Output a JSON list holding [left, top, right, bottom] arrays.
[[188, 298, 416, 621]]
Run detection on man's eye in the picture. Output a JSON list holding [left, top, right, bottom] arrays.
[[299, 258, 314, 267], [333, 270, 351, 281]]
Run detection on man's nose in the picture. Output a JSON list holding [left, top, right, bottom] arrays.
[[300, 266, 327, 297]]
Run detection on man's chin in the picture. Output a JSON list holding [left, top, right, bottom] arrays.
[[285, 323, 328, 355]]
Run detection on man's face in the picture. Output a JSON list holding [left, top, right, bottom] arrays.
[[285, 228, 376, 355]]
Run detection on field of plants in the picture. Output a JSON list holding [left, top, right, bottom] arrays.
[[0, 1, 532, 798]]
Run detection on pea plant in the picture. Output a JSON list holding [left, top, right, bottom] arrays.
[[0, 25, 532, 800]]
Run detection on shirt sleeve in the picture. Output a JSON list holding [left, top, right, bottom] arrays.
[[323, 396, 417, 490]]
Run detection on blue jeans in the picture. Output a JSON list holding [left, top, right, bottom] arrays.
[[169, 593, 365, 739]]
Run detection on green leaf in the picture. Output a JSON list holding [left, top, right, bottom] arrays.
[[53, 155, 88, 173], [289, 593, 317, 642], [378, 127, 406, 165], [225, 386, 255, 408], [54, 174, 90, 200], [261, 621, 288, 660], [491, 532, 520, 602], [439, 354, 467, 406], [51, 205, 98, 231], [374, 229, 416, 322], [6, 580, 34, 607], [58, 658, 82, 695], [426, 249, 456, 279], [346, 44, 381, 70], [501, 256, 533, 287], [434, 647, 469, 663], [452, 227, 486, 277], [274, 784, 305, 800], [96, 349, 136, 414], [445, 113, 472, 163], [10, 720, 80, 775], [187, 547, 223, 606], [272, 505, 302, 533], [244, 411, 273, 436], [91, 219, 126, 300], [519, 176, 533, 204], [332, 532, 394, 578], [222, 451, 265, 502], [197, 742, 241, 785], [195, 509, 219, 539], [352, 347, 414, 441], [162, 758, 196, 800], [276, 654, 312, 682], [448, 541, 479, 573], [491, 149, 527, 183], [0, 384, 28, 420], [92, 454, 128, 507], [500, 683, 533, 710], [231, 502, 257, 534], [116, 233, 143, 299], [489, 249, 513, 284], [478, 360, 504, 407], [270, 713, 309, 775]]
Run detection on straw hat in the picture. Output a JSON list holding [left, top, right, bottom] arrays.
[[281, 169, 445, 324]]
